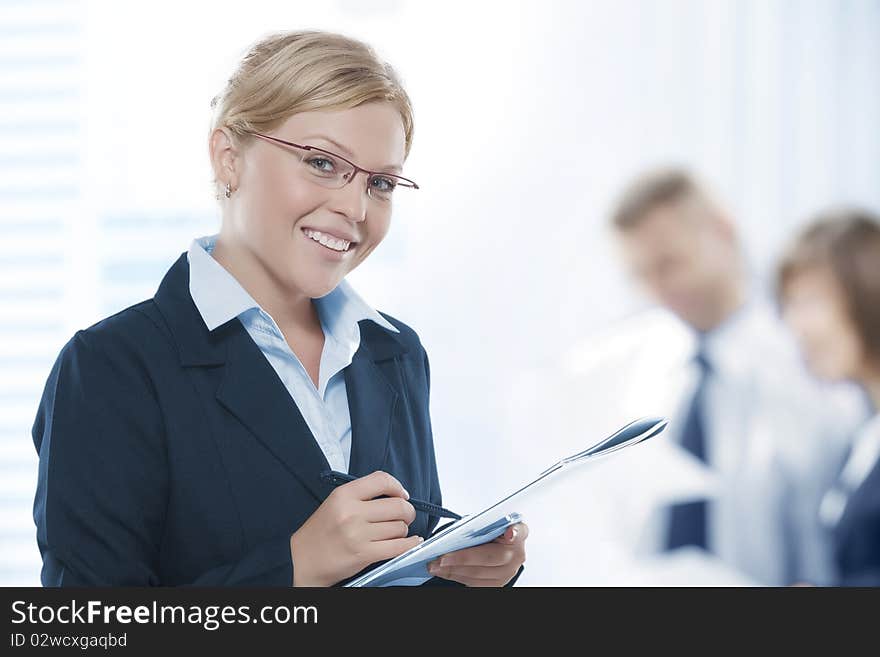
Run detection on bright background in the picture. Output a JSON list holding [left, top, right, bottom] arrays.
[[2, 0, 879, 585]]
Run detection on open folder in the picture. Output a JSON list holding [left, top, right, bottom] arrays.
[[345, 416, 669, 587]]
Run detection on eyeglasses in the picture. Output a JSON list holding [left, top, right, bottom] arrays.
[[245, 131, 419, 202]]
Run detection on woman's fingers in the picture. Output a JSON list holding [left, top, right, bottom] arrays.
[[493, 522, 529, 545], [366, 519, 411, 541], [425, 522, 528, 569], [424, 522, 529, 586], [361, 496, 416, 525], [342, 470, 410, 502], [428, 563, 513, 583], [367, 534, 424, 562], [430, 543, 516, 568]]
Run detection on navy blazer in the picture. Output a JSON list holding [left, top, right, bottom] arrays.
[[833, 457, 880, 586], [32, 251, 522, 587]]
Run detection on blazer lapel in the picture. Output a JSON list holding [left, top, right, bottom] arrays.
[[215, 325, 335, 503], [344, 339, 400, 478], [154, 252, 333, 504], [154, 252, 411, 500], [343, 348, 397, 477], [834, 456, 880, 552]]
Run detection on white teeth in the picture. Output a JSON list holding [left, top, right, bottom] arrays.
[[303, 228, 351, 252]]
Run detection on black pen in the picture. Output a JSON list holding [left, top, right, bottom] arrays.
[[319, 470, 462, 520]]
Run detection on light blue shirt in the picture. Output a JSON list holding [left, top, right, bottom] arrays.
[[186, 233, 399, 474]]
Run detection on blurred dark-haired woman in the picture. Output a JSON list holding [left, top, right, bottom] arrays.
[[777, 207, 880, 586]]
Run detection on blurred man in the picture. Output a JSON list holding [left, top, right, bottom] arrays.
[[609, 167, 865, 585]]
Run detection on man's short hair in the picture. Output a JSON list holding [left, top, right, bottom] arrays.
[[612, 167, 702, 230]]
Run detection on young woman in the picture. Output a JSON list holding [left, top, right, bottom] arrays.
[[32, 30, 527, 587], [777, 208, 880, 586]]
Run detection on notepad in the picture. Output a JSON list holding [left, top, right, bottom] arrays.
[[344, 416, 668, 587]]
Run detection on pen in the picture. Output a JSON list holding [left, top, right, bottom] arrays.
[[319, 470, 462, 520]]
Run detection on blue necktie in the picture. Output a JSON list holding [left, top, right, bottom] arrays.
[[665, 347, 711, 551]]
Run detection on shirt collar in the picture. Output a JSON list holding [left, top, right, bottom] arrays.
[[187, 234, 260, 331], [187, 233, 399, 340], [692, 298, 777, 378]]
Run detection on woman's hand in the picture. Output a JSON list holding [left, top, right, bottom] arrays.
[[289, 471, 424, 586], [426, 522, 528, 586]]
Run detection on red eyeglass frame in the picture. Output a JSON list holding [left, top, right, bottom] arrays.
[[246, 131, 420, 191]]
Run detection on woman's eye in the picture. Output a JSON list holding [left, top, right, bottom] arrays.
[[371, 176, 397, 192], [306, 156, 336, 173]]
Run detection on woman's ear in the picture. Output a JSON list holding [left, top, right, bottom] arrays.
[[209, 127, 239, 192]]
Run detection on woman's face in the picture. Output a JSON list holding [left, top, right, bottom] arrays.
[[781, 266, 866, 382], [221, 101, 407, 299]]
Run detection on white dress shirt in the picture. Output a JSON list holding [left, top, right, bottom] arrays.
[[657, 299, 863, 584], [553, 297, 865, 585]]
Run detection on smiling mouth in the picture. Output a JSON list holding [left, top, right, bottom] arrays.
[[301, 227, 356, 253]]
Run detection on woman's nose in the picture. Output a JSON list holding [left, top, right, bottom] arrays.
[[331, 171, 369, 222]]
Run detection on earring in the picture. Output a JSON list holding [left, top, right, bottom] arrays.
[[224, 182, 232, 198]]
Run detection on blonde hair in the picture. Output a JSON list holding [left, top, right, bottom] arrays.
[[209, 30, 415, 193]]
